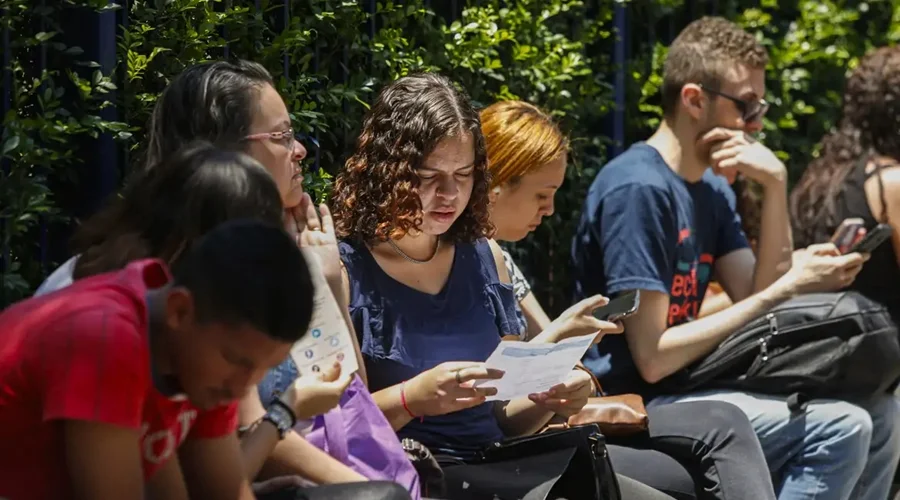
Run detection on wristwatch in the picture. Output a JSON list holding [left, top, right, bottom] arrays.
[[263, 400, 296, 440]]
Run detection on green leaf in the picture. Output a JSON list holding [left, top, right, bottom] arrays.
[[35, 32, 57, 43], [2, 136, 20, 155]]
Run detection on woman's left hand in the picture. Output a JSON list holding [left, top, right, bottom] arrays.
[[527, 369, 593, 418], [288, 193, 342, 297], [539, 294, 624, 344]]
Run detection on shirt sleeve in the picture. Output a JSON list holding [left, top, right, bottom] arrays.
[[715, 184, 751, 258], [188, 402, 239, 440], [41, 309, 148, 429], [596, 184, 678, 296], [501, 249, 532, 301]]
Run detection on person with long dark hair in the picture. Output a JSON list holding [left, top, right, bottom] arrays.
[[791, 46, 900, 324], [0, 144, 319, 499], [789, 47, 900, 498], [34, 61, 412, 500]]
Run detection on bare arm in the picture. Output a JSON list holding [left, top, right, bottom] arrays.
[[261, 432, 367, 484], [238, 387, 366, 484], [704, 130, 792, 300], [65, 421, 146, 500], [372, 382, 417, 432], [486, 240, 556, 433], [697, 284, 733, 318], [237, 390, 281, 479], [179, 434, 256, 500], [146, 453, 190, 500], [520, 291, 552, 338], [624, 286, 792, 383], [749, 180, 793, 296], [493, 398, 555, 438], [627, 241, 868, 383]]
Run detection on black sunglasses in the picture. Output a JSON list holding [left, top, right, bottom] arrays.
[[698, 84, 770, 123]]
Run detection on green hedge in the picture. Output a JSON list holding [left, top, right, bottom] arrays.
[[2, 0, 899, 311]]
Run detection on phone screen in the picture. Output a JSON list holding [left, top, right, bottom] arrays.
[[831, 218, 865, 253]]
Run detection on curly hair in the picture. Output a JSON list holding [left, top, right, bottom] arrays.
[[732, 175, 763, 246], [332, 73, 493, 244], [790, 46, 900, 247], [662, 16, 768, 117], [480, 100, 569, 188]]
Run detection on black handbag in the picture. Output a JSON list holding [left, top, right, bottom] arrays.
[[433, 424, 621, 500]]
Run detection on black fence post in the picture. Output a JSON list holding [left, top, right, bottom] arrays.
[[611, 1, 627, 157], [1, 5, 11, 296], [57, 0, 119, 220]]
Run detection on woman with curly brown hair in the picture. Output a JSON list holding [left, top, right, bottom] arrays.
[[789, 45, 900, 500], [332, 74, 676, 500]]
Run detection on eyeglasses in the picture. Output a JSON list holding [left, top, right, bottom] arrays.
[[698, 84, 770, 124], [243, 128, 320, 150]]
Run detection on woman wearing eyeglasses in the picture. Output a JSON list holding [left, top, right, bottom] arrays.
[[34, 61, 412, 500]]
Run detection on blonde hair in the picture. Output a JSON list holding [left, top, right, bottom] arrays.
[[480, 101, 568, 188]]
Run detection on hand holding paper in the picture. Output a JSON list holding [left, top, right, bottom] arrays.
[[290, 248, 359, 377], [527, 368, 594, 417], [474, 333, 596, 401], [404, 362, 505, 417]]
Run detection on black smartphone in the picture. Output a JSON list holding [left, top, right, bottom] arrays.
[[847, 223, 893, 254], [592, 290, 641, 322]]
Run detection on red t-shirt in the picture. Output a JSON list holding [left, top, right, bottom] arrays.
[[0, 259, 238, 500]]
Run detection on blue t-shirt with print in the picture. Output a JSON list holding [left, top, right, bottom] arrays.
[[571, 143, 749, 398]]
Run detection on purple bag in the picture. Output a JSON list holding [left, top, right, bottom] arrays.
[[305, 375, 422, 499]]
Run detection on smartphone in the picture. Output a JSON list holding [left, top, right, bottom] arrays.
[[847, 223, 893, 254], [831, 218, 865, 253], [592, 290, 641, 322]]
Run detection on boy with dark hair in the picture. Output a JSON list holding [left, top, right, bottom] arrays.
[[573, 16, 900, 500], [0, 219, 315, 500]]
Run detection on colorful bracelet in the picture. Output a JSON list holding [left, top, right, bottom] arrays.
[[400, 381, 423, 422]]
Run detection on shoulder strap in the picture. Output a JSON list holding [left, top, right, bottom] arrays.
[[870, 159, 893, 224]]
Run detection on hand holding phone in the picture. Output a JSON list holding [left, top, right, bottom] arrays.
[[533, 294, 628, 344], [592, 290, 641, 322], [847, 223, 893, 254]]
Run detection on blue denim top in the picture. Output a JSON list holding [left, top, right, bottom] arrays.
[[339, 238, 519, 451]]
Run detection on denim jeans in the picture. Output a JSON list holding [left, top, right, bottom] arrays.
[[650, 391, 900, 500]]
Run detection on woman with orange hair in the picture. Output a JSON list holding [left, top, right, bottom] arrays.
[[481, 100, 778, 500]]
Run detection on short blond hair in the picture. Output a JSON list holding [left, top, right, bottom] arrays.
[[661, 16, 768, 117], [480, 101, 568, 188]]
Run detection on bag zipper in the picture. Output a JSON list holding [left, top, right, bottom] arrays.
[[758, 313, 778, 362]]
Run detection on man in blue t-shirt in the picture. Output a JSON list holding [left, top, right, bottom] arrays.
[[572, 16, 900, 500]]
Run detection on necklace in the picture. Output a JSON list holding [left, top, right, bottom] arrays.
[[387, 237, 441, 264]]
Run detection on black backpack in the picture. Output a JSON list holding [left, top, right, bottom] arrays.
[[659, 291, 900, 411]]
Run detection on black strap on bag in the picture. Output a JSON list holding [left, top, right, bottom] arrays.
[[428, 424, 620, 500]]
